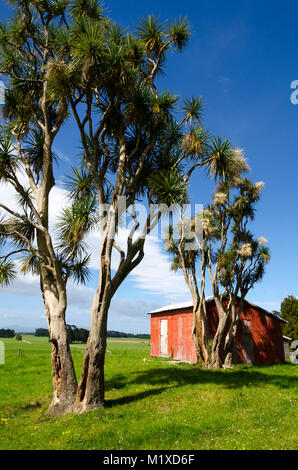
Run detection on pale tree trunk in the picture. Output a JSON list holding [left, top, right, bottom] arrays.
[[47, 311, 78, 414], [192, 303, 204, 364], [223, 298, 245, 368], [35, 184, 78, 415], [41, 272, 78, 415], [178, 233, 211, 367], [74, 220, 114, 413], [211, 298, 229, 368], [74, 288, 111, 413], [200, 298, 211, 366], [197, 258, 211, 367], [192, 299, 211, 367]]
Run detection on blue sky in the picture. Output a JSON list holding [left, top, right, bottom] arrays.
[[0, 0, 297, 333]]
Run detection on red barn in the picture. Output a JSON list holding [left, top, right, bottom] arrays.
[[149, 297, 287, 365]]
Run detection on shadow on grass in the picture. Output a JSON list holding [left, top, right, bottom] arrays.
[[21, 400, 42, 410], [105, 363, 297, 407], [106, 386, 173, 407]]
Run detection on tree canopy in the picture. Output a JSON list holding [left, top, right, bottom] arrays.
[[280, 296, 298, 340], [166, 157, 270, 367]]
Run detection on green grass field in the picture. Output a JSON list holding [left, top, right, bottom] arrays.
[[0, 335, 297, 450]]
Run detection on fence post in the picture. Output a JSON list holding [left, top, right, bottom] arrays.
[[0, 341, 5, 365]]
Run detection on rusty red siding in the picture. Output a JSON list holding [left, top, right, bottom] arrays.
[[235, 301, 285, 365], [150, 307, 196, 363], [150, 299, 285, 365]]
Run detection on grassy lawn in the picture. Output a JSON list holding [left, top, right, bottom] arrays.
[[0, 335, 297, 450]]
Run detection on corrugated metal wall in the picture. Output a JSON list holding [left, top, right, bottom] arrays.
[[150, 300, 285, 365], [150, 308, 197, 363]]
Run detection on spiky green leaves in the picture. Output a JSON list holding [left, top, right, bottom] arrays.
[[65, 166, 95, 201], [151, 91, 178, 127], [136, 15, 166, 57], [69, 0, 103, 21], [48, 0, 70, 19], [45, 59, 75, 103], [71, 19, 104, 66], [181, 96, 205, 125], [166, 17, 191, 52], [211, 178, 270, 294], [201, 137, 250, 182], [9, 217, 36, 249], [24, 131, 59, 179], [65, 253, 91, 284], [202, 207, 219, 239], [201, 137, 234, 180], [259, 245, 271, 265], [0, 260, 16, 286], [136, 14, 191, 57], [123, 80, 152, 128], [55, 196, 97, 258], [147, 169, 188, 206], [1, 84, 37, 131], [0, 131, 18, 180], [20, 251, 40, 275], [182, 126, 210, 158]]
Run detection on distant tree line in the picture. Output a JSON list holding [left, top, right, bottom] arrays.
[[66, 325, 89, 344], [107, 331, 150, 339], [0, 329, 15, 338], [34, 327, 149, 341], [35, 328, 49, 337]]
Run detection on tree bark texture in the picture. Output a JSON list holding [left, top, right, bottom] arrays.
[[74, 228, 113, 413]]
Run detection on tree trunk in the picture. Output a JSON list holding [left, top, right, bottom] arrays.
[[75, 262, 112, 413], [40, 265, 77, 415], [74, 286, 111, 413], [223, 298, 244, 368], [211, 324, 225, 368], [201, 299, 211, 366], [210, 298, 229, 368], [33, 138, 78, 414], [47, 311, 78, 415], [192, 306, 205, 365], [193, 300, 211, 367]]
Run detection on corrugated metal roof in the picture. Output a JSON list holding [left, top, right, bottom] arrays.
[[148, 301, 193, 314], [148, 296, 213, 314], [148, 296, 287, 324]]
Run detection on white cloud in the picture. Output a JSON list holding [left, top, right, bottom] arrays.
[[0, 175, 192, 332], [1, 271, 40, 297], [130, 235, 191, 303], [107, 297, 158, 333], [67, 282, 95, 310]]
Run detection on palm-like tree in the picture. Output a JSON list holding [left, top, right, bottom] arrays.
[[208, 178, 270, 367], [44, 8, 227, 412], [165, 136, 270, 368], [0, 0, 109, 415]]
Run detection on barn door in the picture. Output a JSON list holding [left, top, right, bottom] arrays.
[[160, 319, 168, 357]]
